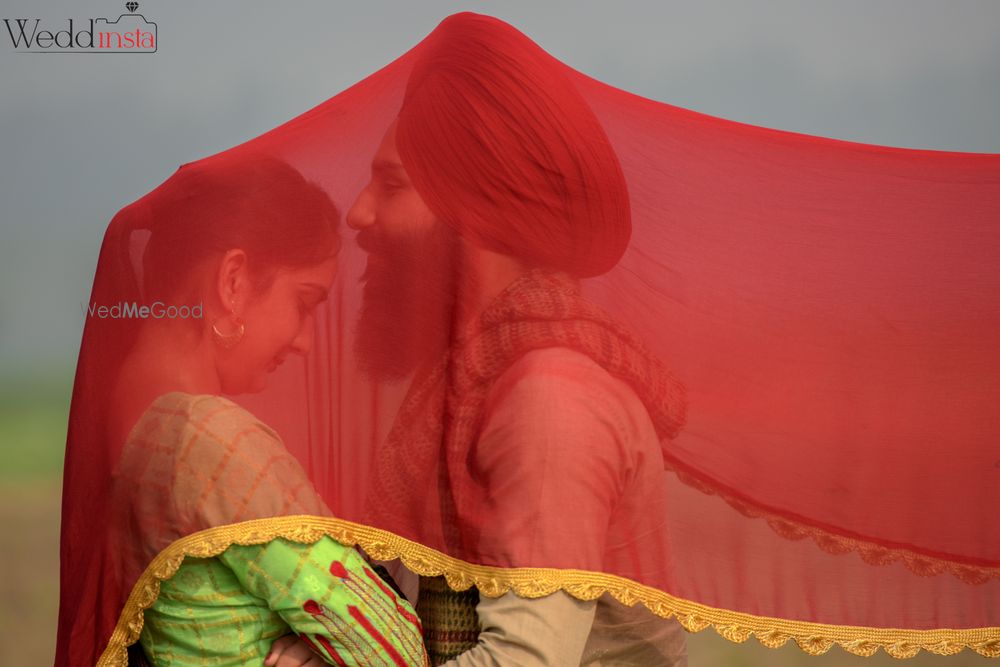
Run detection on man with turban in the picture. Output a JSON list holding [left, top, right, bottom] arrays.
[[349, 13, 688, 666]]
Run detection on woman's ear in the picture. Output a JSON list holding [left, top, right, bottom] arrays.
[[215, 248, 249, 313]]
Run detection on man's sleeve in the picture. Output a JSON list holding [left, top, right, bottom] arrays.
[[444, 591, 597, 667], [441, 347, 639, 666], [471, 347, 636, 569]]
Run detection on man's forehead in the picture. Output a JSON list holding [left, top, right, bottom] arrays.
[[373, 120, 403, 164]]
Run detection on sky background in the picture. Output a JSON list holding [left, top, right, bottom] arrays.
[[1, 0, 999, 383]]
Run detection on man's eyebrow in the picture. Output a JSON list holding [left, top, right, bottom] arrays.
[[372, 159, 405, 174]]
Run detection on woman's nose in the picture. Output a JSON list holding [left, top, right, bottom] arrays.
[[346, 187, 376, 230]]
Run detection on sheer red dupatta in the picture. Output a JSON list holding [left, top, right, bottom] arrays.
[[58, 11, 1000, 665]]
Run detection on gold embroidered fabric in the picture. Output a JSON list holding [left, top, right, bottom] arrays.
[[98, 515, 1000, 665]]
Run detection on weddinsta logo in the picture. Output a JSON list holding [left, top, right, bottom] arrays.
[[4, 2, 156, 53]]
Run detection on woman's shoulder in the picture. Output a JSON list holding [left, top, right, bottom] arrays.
[[139, 391, 281, 445], [146, 391, 269, 425], [141, 392, 327, 526], [117, 391, 287, 486], [119, 391, 289, 483]]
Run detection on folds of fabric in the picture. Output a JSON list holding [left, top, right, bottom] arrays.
[[57, 10, 1000, 665]]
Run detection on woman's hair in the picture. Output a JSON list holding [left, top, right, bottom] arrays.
[[140, 152, 341, 303], [396, 12, 630, 278]]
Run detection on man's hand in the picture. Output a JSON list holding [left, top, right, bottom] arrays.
[[265, 634, 327, 667]]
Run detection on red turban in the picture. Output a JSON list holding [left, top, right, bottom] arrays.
[[396, 13, 631, 277]]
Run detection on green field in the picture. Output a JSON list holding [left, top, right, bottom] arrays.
[[0, 370, 70, 664]]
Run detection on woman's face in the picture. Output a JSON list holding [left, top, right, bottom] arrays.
[[216, 256, 337, 394]]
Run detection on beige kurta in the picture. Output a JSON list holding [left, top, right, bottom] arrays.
[[437, 347, 688, 666]]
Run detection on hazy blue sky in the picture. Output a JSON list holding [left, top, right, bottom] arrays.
[[1, 0, 998, 380]]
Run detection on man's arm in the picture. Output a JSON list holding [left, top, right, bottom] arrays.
[[443, 591, 597, 667], [441, 347, 637, 665]]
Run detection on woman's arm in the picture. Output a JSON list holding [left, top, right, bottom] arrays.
[[172, 398, 427, 665], [219, 536, 428, 666]]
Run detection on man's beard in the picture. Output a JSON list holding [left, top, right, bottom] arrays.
[[354, 219, 461, 382]]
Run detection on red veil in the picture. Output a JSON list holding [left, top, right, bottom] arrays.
[[58, 11, 1000, 665]]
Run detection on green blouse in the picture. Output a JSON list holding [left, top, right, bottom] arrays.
[[140, 537, 426, 666], [112, 391, 426, 666]]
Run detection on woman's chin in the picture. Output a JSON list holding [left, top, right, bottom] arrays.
[[220, 373, 269, 396]]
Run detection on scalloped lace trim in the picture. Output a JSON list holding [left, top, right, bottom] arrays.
[[97, 516, 1000, 665]]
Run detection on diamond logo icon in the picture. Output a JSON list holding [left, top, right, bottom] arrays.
[[125, 1, 139, 12]]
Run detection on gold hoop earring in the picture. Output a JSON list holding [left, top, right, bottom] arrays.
[[211, 311, 245, 349]]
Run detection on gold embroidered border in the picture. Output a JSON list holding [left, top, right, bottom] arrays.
[[97, 515, 1000, 666]]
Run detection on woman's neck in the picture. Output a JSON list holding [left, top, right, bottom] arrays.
[[107, 321, 221, 447], [128, 320, 221, 395]]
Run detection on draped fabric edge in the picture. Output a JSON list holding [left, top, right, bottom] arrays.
[[450, 271, 999, 587], [666, 460, 1000, 585], [97, 515, 1000, 665]]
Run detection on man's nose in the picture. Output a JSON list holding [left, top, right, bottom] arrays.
[[347, 188, 376, 230]]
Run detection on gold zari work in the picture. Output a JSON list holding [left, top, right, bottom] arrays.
[[98, 515, 1000, 665]]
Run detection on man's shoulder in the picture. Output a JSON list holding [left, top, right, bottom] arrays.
[[496, 347, 634, 400], [505, 346, 605, 374], [488, 347, 654, 438], [475, 347, 663, 485]]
